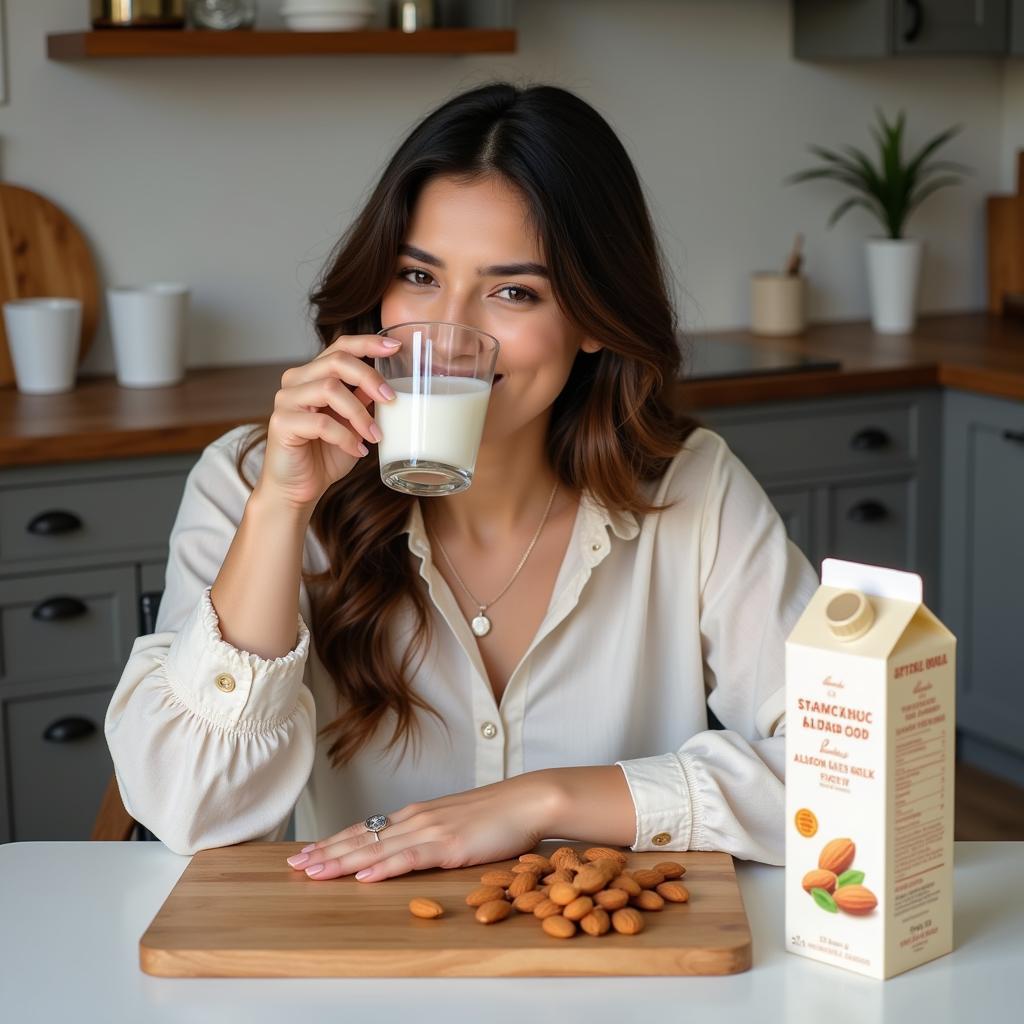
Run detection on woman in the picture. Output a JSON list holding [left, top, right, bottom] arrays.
[[105, 82, 818, 880]]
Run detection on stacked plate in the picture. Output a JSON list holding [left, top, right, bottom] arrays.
[[280, 0, 375, 31]]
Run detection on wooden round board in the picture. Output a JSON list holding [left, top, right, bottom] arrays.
[[0, 183, 100, 387]]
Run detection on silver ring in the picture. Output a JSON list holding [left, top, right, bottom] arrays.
[[364, 813, 390, 842]]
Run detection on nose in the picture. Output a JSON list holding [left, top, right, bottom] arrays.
[[438, 290, 480, 328]]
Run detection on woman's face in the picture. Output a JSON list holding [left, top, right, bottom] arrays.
[[379, 173, 601, 445]]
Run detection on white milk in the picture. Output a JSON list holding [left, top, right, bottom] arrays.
[[377, 375, 491, 472], [785, 558, 956, 980]]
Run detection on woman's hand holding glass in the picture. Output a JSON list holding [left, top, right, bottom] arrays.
[[257, 335, 399, 513]]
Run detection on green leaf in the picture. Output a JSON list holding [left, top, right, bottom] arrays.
[[811, 887, 839, 913], [908, 174, 963, 212], [905, 124, 964, 185], [836, 870, 865, 887], [827, 195, 884, 231]]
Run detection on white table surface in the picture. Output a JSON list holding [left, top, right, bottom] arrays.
[[1, 840, 1020, 1023]]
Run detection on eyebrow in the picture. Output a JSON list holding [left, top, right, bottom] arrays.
[[398, 243, 549, 278]]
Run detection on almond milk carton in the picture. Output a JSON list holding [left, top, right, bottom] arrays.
[[785, 558, 956, 980]]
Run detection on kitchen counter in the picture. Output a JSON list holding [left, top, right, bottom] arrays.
[[2, 312, 1023, 468], [0, 840, 1019, 1022]]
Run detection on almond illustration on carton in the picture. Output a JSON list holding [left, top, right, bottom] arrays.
[[833, 884, 878, 915], [818, 838, 856, 875], [802, 869, 838, 895]]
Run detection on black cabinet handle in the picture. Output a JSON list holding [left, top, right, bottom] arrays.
[[26, 510, 83, 536], [43, 716, 97, 743], [31, 596, 88, 622], [848, 500, 889, 523], [1003, 430, 1024, 444], [903, 0, 923, 43], [850, 427, 891, 451]]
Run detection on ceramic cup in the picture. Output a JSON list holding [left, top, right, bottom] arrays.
[[3, 298, 82, 394], [750, 272, 806, 336], [107, 283, 189, 388]]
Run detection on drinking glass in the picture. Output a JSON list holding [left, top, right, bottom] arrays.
[[374, 321, 500, 496]]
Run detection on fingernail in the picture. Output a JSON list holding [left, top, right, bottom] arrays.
[[369, 422, 383, 442], [355, 868, 373, 880], [379, 383, 396, 400], [306, 864, 325, 876], [301, 843, 316, 853], [382, 339, 401, 348], [357, 443, 369, 457], [287, 852, 310, 867]]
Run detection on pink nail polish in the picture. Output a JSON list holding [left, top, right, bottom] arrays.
[[287, 852, 310, 867], [306, 864, 325, 876], [355, 868, 373, 880], [301, 844, 316, 853]]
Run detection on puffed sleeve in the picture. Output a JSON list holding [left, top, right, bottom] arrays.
[[103, 426, 317, 856], [616, 432, 819, 864]]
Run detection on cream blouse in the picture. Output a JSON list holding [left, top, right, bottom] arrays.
[[104, 423, 819, 862]]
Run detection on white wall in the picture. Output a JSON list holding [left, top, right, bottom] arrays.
[[0, 0, 1003, 376]]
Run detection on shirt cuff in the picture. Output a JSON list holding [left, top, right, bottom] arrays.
[[614, 751, 702, 852], [162, 585, 311, 731]]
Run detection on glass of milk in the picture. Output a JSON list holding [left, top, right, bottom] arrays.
[[374, 321, 500, 495]]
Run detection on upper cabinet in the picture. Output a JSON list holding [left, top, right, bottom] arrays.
[[793, 0, 1011, 59]]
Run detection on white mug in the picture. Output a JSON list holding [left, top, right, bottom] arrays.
[[107, 283, 189, 388], [3, 298, 82, 395]]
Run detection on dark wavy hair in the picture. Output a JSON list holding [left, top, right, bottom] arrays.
[[236, 82, 699, 769]]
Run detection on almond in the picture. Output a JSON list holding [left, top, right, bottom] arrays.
[[512, 890, 547, 913], [563, 895, 595, 921], [580, 907, 611, 936], [511, 861, 544, 875], [507, 871, 539, 898], [549, 881, 580, 906], [518, 853, 553, 873], [654, 861, 686, 879], [655, 881, 689, 903], [609, 872, 642, 897], [833, 884, 877, 915], [611, 907, 646, 935], [542, 868, 575, 885], [465, 884, 507, 907], [583, 846, 628, 868], [480, 869, 516, 887], [594, 888, 629, 911], [818, 838, 856, 876], [574, 862, 619, 894], [631, 868, 665, 890], [550, 846, 585, 872], [802, 869, 838, 895], [542, 914, 577, 939], [475, 899, 512, 924], [408, 897, 444, 919], [532, 897, 564, 920], [632, 889, 665, 911]]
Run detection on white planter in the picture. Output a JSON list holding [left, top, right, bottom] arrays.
[[865, 237, 924, 333]]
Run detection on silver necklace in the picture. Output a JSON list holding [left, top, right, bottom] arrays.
[[430, 480, 560, 638]]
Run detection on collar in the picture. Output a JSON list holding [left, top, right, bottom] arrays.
[[402, 488, 640, 563]]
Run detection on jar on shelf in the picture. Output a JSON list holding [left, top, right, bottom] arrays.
[[188, 0, 257, 30]]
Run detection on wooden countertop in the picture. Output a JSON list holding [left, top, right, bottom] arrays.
[[2, 311, 1023, 468]]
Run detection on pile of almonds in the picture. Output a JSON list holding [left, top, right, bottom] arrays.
[[409, 846, 689, 939]]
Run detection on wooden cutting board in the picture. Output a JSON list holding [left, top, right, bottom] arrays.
[[140, 840, 752, 977], [0, 183, 100, 386]]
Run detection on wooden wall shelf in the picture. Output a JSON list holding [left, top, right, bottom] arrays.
[[46, 28, 517, 60]]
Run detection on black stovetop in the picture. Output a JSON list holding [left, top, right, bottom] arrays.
[[681, 335, 841, 381]]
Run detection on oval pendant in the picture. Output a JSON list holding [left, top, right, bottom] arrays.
[[471, 614, 492, 637]]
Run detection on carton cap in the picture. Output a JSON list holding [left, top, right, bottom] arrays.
[[825, 589, 875, 642]]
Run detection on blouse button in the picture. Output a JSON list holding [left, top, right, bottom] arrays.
[[215, 673, 236, 693], [591, 543, 601, 552], [480, 721, 498, 739], [652, 832, 672, 846]]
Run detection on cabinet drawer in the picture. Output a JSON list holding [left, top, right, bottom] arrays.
[[4, 686, 115, 840], [0, 471, 187, 571], [708, 398, 919, 480], [0, 567, 138, 686], [826, 478, 912, 572]]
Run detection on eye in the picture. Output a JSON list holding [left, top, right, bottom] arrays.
[[398, 267, 437, 287], [495, 285, 538, 305]]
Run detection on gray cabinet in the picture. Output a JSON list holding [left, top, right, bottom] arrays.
[[699, 389, 943, 607], [941, 389, 1024, 785], [0, 453, 194, 842], [794, 0, 1009, 59]]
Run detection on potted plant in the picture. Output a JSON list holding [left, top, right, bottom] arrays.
[[786, 109, 969, 333]]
